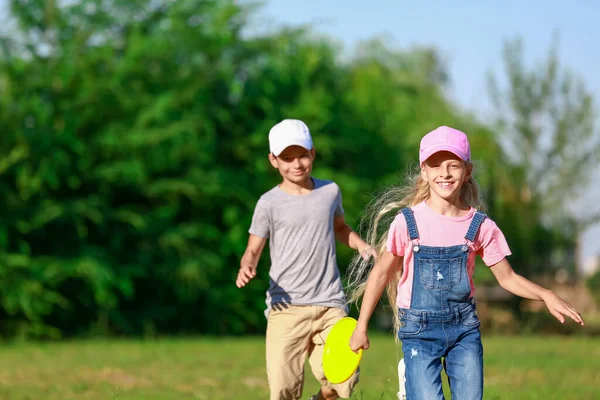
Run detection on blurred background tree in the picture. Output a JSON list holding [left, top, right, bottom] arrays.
[[0, 0, 595, 339], [489, 36, 600, 281]]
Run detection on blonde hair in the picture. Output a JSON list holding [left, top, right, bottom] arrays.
[[346, 161, 486, 339]]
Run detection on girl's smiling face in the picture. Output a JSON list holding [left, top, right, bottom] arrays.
[[421, 151, 472, 204]]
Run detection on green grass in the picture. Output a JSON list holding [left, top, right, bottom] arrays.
[[0, 334, 598, 399]]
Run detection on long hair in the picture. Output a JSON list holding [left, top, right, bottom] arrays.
[[346, 161, 486, 338]]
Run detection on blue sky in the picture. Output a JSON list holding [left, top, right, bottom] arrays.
[[255, 0, 599, 112], [256, 0, 600, 265]]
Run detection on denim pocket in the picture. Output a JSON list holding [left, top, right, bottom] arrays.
[[460, 311, 481, 327], [398, 317, 423, 337], [419, 257, 462, 290]]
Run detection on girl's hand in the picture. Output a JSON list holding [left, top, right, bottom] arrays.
[[543, 291, 585, 326], [349, 328, 370, 353]]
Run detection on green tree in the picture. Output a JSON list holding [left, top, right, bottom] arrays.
[[0, 0, 265, 337], [0, 0, 568, 338], [488, 37, 599, 280]]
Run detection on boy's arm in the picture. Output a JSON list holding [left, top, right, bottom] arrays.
[[334, 215, 375, 259], [236, 234, 267, 288], [490, 258, 584, 325]]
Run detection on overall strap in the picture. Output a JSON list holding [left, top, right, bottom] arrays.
[[464, 211, 487, 243], [400, 208, 420, 241]]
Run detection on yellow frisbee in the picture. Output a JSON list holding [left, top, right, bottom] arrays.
[[322, 317, 363, 384]]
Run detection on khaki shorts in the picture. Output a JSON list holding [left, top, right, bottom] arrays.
[[266, 305, 359, 400]]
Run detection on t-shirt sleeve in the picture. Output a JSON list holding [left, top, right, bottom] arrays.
[[334, 185, 344, 217], [248, 198, 270, 239], [386, 213, 408, 256], [476, 218, 512, 266]]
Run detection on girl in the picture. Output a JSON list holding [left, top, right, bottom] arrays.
[[348, 126, 584, 399]]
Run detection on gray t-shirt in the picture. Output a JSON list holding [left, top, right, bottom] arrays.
[[249, 178, 347, 317]]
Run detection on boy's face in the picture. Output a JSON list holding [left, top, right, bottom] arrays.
[[268, 145, 315, 184]]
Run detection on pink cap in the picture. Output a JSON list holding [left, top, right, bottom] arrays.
[[419, 126, 471, 165]]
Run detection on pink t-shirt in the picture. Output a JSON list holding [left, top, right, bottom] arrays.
[[386, 201, 511, 309]]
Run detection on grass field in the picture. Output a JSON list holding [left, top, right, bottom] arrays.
[[0, 334, 598, 399]]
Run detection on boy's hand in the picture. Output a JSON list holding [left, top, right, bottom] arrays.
[[349, 328, 370, 353], [543, 291, 585, 326], [360, 245, 377, 261], [236, 261, 257, 288], [236, 235, 266, 288]]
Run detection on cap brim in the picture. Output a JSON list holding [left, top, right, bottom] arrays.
[[270, 139, 313, 156], [420, 145, 469, 165]]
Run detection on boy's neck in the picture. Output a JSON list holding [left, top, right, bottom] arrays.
[[279, 177, 314, 195], [425, 197, 470, 217]]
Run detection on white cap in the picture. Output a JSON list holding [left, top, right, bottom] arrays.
[[268, 119, 313, 156]]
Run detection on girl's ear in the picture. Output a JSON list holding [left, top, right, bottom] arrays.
[[420, 165, 428, 182], [465, 161, 473, 181], [268, 153, 278, 169]]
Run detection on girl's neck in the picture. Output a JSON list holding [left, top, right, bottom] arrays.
[[425, 196, 470, 217], [279, 177, 314, 195]]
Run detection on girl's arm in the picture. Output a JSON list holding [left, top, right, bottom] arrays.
[[350, 251, 402, 351], [490, 258, 584, 326]]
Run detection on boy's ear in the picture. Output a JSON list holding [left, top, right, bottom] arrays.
[[310, 148, 316, 158], [268, 153, 278, 169]]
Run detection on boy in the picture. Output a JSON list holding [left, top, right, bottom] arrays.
[[236, 119, 374, 400]]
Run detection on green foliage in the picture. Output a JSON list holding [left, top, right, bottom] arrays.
[[586, 269, 600, 307], [1, 0, 263, 337], [488, 37, 599, 280], [0, 0, 584, 338]]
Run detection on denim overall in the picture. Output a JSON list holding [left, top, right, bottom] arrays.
[[398, 208, 486, 400]]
